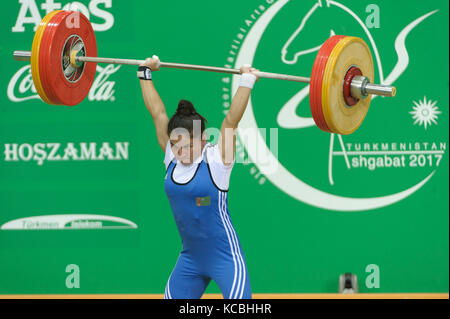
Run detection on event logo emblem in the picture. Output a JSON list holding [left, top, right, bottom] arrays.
[[221, 0, 445, 211]]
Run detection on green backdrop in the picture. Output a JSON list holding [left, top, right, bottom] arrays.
[[0, 0, 448, 294]]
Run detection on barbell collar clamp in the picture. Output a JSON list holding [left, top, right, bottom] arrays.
[[351, 75, 396, 99], [365, 82, 397, 97]]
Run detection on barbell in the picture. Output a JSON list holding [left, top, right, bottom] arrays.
[[13, 10, 396, 135]]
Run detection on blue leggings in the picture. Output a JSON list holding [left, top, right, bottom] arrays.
[[164, 251, 252, 299]]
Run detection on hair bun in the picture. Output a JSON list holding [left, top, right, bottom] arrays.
[[176, 99, 196, 116]]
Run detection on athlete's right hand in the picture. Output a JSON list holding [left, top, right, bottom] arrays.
[[141, 55, 161, 71]]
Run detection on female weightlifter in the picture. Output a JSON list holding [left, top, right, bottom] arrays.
[[138, 56, 259, 299]]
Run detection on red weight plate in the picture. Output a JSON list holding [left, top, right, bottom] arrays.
[[342, 66, 362, 106], [31, 10, 61, 105], [41, 10, 97, 106], [39, 11, 71, 105], [310, 35, 346, 132]]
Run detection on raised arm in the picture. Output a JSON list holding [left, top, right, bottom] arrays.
[[139, 56, 170, 153], [219, 65, 259, 166]]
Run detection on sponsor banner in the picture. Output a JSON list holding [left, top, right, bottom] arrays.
[[1, 214, 137, 230], [0, 190, 140, 249], [0, 122, 136, 181], [6, 64, 123, 106], [2, 0, 135, 112]]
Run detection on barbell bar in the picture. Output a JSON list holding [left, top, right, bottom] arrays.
[[12, 10, 397, 135], [13, 50, 395, 97]]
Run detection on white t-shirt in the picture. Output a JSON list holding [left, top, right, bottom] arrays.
[[164, 140, 235, 191]]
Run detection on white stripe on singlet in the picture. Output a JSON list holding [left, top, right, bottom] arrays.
[[219, 190, 246, 299]]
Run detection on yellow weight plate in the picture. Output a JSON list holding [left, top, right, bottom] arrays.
[[31, 10, 61, 104], [321, 36, 374, 135]]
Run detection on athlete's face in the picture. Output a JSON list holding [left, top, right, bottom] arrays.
[[170, 132, 206, 165]]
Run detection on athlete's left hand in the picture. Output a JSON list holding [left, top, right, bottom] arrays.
[[240, 64, 260, 81]]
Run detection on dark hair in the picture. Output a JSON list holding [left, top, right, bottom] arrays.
[[167, 99, 208, 138]]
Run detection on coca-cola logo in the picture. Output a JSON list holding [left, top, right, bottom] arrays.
[[7, 64, 120, 103]]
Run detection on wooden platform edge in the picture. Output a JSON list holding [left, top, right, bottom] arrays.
[[0, 293, 448, 299]]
